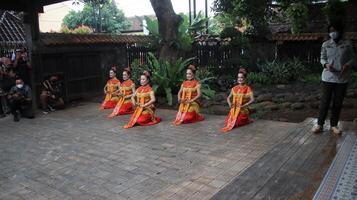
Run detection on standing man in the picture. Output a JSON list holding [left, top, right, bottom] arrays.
[[13, 47, 31, 86], [312, 22, 355, 135]]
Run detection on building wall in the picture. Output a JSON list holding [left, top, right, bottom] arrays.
[[38, 3, 73, 33]]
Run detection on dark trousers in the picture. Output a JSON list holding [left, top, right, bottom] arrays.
[[318, 81, 348, 127], [8, 99, 34, 118]]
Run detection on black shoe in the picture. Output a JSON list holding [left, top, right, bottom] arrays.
[[13, 114, 19, 122]]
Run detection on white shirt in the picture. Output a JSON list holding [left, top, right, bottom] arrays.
[[320, 38, 355, 83]]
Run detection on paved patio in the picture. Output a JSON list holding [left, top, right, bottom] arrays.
[[0, 102, 297, 200]]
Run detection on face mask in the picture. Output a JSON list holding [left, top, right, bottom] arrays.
[[329, 32, 339, 40], [16, 84, 24, 89]]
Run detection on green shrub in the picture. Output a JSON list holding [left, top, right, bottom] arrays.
[[130, 59, 150, 86], [131, 54, 216, 105], [195, 68, 216, 99], [301, 73, 321, 84], [286, 2, 308, 34], [246, 72, 270, 85], [259, 58, 307, 84]]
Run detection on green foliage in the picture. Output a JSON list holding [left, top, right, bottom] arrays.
[[246, 72, 270, 85], [301, 73, 321, 83], [260, 58, 306, 84], [195, 68, 216, 99], [60, 25, 71, 34], [60, 25, 93, 34], [130, 59, 150, 86], [323, 0, 347, 25], [247, 58, 307, 85], [62, 0, 130, 33], [177, 14, 194, 52], [220, 27, 248, 47], [131, 53, 194, 105], [209, 13, 236, 35], [62, 10, 83, 29], [144, 13, 208, 52], [188, 11, 209, 34], [213, 0, 269, 35], [130, 54, 216, 104], [143, 16, 161, 48], [144, 16, 159, 36], [286, 2, 309, 34]]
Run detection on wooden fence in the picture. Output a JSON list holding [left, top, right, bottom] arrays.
[[126, 42, 234, 68]]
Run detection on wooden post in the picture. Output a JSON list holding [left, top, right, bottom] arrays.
[[193, 0, 196, 19], [23, 2, 41, 108], [205, 0, 208, 34], [189, 0, 192, 25]]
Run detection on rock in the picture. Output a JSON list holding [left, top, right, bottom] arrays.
[[280, 102, 292, 108], [346, 91, 357, 98], [316, 93, 322, 100], [256, 93, 273, 103], [220, 86, 228, 92], [278, 118, 288, 122], [276, 93, 286, 98], [203, 105, 229, 115], [343, 100, 354, 108], [213, 93, 226, 102], [203, 100, 215, 108], [254, 90, 261, 97], [309, 101, 320, 109], [276, 84, 287, 89], [265, 104, 279, 111], [255, 101, 274, 108], [284, 93, 297, 102], [172, 95, 178, 105], [157, 96, 167, 105], [272, 97, 283, 103], [304, 95, 317, 102], [298, 96, 305, 102], [291, 102, 304, 110]]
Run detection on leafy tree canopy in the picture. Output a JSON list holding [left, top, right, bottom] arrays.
[[212, 0, 345, 35], [63, 0, 130, 33]]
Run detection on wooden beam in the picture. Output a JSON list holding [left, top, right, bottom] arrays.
[[0, 0, 66, 12]]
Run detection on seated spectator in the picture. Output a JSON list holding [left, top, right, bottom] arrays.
[[7, 78, 34, 122], [0, 57, 16, 118], [40, 75, 65, 114]]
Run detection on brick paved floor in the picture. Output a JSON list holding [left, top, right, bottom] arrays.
[[0, 102, 297, 200]]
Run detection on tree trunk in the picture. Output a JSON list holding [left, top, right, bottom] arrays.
[[150, 0, 182, 63]]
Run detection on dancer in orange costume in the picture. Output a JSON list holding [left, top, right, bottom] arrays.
[[100, 67, 120, 110], [108, 67, 135, 117], [173, 65, 204, 125], [124, 71, 161, 129], [221, 68, 254, 133]]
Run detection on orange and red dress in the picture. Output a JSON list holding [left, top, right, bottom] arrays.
[[221, 85, 253, 132], [108, 79, 135, 117], [173, 80, 204, 125], [100, 78, 120, 110], [124, 85, 161, 129]]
